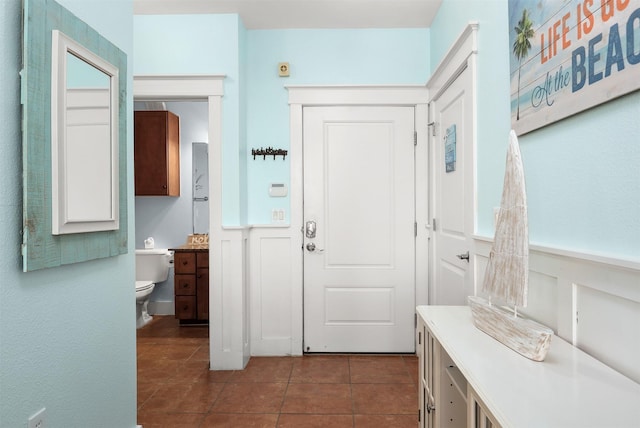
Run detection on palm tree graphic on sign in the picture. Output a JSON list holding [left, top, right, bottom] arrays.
[[513, 8, 535, 121]]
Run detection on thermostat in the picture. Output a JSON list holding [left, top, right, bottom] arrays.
[[269, 183, 287, 197]]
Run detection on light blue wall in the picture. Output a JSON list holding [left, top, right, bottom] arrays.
[[239, 21, 249, 225], [246, 28, 430, 224], [133, 21, 429, 227], [430, 0, 512, 240], [0, 1, 137, 427], [134, 14, 247, 226], [430, 0, 640, 260]]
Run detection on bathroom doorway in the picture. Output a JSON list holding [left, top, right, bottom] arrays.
[[133, 75, 224, 382]]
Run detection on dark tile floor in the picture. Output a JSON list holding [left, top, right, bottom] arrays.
[[137, 316, 419, 428]]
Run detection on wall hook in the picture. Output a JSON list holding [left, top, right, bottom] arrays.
[[251, 147, 288, 161]]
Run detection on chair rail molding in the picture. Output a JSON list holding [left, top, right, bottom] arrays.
[[473, 236, 640, 383]]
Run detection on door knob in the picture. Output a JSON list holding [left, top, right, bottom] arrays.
[[456, 251, 470, 262], [305, 242, 324, 253]]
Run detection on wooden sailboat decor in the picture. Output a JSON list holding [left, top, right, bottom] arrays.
[[468, 130, 553, 362]]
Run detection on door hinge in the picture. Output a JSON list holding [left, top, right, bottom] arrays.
[[415, 222, 418, 237], [432, 218, 437, 231], [414, 313, 417, 328], [427, 121, 437, 137], [414, 130, 417, 146]]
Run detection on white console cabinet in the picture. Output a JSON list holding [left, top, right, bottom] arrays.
[[417, 305, 640, 428]]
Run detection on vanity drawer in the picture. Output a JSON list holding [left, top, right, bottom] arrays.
[[174, 275, 196, 295], [175, 296, 196, 320], [174, 252, 196, 274]]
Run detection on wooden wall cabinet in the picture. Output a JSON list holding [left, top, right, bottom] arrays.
[[173, 250, 208, 324], [134, 110, 180, 196]]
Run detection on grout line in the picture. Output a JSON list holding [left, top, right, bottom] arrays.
[[348, 355, 356, 426], [138, 317, 420, 427]]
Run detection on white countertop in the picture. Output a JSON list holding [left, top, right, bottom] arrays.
[[417, 305, 640, 428]]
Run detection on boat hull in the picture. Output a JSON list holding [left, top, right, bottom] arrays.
[[468, 295, 553, 362]]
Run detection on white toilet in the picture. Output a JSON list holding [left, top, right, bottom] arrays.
[[135, 248, 174, 329]]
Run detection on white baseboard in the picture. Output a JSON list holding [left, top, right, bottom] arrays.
[[148, 301, 174, 316]]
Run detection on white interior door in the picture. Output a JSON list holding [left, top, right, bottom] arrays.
[[303, 106, 415, 353], [431, 65, 475, 305]]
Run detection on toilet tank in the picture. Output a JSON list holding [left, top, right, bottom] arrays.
[[135, 249, 174, 282]]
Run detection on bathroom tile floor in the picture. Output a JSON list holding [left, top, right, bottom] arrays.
[[137, 316, 419, 428]]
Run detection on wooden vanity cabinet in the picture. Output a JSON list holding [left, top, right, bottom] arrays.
[[134, 110, 180, 196], [173, 250, 208, 324]]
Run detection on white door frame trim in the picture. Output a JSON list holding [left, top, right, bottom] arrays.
[[426, 23, 479, 304], [427, 23, 479, 101], [133, 74, 242, 369], [287, 85, 430, 354]]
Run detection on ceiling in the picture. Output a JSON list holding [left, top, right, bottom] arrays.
[[133, 0, 443, 29]]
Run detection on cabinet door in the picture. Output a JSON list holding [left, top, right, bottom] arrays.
[[134, 110, 180, 196], [468, 388, 500, 428], [196, 267, 209, 320], [419, 318, 435, 428], [419, 316, 467, 428], [196, 252, 209, 268]]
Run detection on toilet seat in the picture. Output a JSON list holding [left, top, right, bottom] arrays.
[[135, 280, 154, 292]]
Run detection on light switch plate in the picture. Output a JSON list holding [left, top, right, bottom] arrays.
[[28, 408, 46, 428]]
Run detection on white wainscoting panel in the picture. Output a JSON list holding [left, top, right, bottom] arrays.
[[473, 237, 640, 383], [210, 228, 250, 369], [574, 284, 639, 383], [523, 270, 558, 330], [249, 227, 302, 356]]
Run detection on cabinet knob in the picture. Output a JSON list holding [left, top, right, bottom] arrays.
[[162, 185, 167, 189]]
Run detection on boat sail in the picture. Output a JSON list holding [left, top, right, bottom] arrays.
[[468, 130, 553, 362]]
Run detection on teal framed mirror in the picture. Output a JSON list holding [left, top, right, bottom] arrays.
[[21, 0, 128, 271]]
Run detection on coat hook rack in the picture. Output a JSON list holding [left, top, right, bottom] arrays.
[[251, 147, 288, 161]]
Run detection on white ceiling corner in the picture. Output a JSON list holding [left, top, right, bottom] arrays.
[[133, 0, 442, 29]]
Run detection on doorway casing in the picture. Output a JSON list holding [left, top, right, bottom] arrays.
[[287, 85, 431, 354], [134, 75, 249, 370]]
